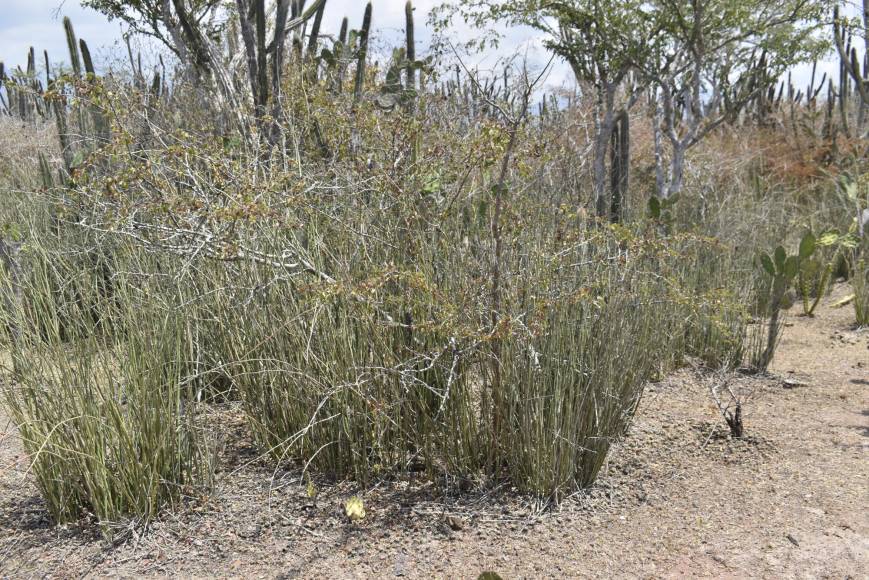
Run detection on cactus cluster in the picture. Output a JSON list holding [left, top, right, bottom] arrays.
[[353, 3, 372, 105], [0, 48, 49, 123], [311, 2, 386, 103], [793, 231, 836, 317], [755, 244, 800, 369], [832, 5, 868, 138]]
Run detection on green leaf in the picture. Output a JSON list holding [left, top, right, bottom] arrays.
[[842, 179, 858, 200], [760, 252, 775, 276], [798, 232, 816, 260], [783, 256, 799, 279], [773, 246, 787, 273], [840, 236, 859, 249], [422, 173, 442, 194]]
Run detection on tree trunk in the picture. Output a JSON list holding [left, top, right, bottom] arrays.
[[609, 109, 629, 222], [593, 85, 616, 218], [171, 0, 214, 78], [254, 0, 269, 117], [653, 96, 666, 198], [667, 142, 686, 198], [160, 0, 190, 69]]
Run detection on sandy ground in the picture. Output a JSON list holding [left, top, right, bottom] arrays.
[[1, 283, 867, 579]]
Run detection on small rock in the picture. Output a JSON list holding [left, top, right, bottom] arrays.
[[782, 378, 807, 389], [786, 533, 800, 547], [239, 525, 261, 539]]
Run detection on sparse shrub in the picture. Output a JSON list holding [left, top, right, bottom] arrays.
[[708, 375, 754, 438], [669, 236, 750, 370]]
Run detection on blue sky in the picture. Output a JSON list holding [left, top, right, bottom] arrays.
[[0, 0, 841, 93]]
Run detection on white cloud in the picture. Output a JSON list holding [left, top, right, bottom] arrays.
[[1, 0, 124, 74], [0, 1, 840, 96]]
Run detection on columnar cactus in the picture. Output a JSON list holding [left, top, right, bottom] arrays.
[[37, 152, 54, 190], [80, 39, 96, 76], [306, 0, 327, 57], [353, 3, 372, 105], [405, 1, 416, 92], [339, 16, 348, 44], [63, 17, 82, 78]]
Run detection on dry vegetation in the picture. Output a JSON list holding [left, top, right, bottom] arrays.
[[0, 0, 867, 576]]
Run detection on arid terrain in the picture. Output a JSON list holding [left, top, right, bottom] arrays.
[[1, 283, 866, 579]]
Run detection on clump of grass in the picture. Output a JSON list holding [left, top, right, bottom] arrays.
[[213, 262, 482, 484], [668, 236, 751, 370], [0, 245, 214, 539], [495, 288, 671, 496]]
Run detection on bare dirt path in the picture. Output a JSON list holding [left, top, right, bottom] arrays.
[[2, 284, 867, 579]]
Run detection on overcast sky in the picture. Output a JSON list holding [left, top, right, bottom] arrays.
[[0, 1, 562, 82], [0, 0, 841, 93]]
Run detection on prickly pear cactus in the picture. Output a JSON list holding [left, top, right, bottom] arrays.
[[755, 244, 800, 369]]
